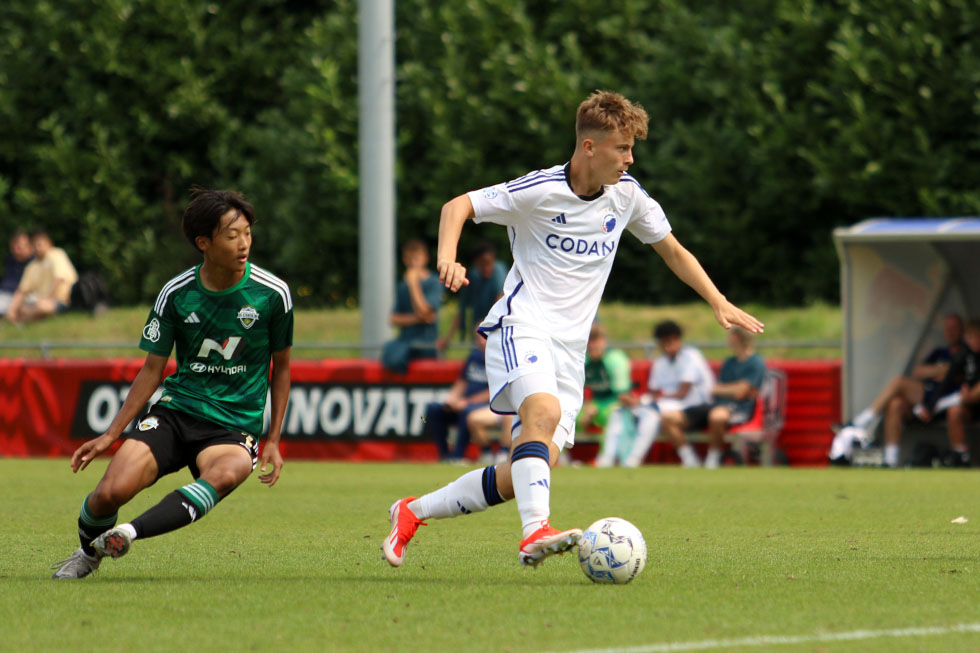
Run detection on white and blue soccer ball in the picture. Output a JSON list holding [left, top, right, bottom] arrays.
[[578, 517, 646, 584]]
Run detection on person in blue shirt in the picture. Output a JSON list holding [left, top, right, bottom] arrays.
[[382, 239, 443, 373], [703, 326, 766, 469], [436, 241, 506, 354], [425, 332, 492, 461], [0, 230, 34, 316]]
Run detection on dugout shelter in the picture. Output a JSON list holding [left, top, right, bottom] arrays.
[[834, 217, 980, 420]]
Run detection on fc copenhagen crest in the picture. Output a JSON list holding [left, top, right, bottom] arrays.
[[237, 305, 259, 329]]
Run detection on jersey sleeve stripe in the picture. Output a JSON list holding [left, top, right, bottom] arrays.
[[507, 173, 565, 194], [153, 268, 196, 314], [621, 174, 651, 197], [251, 265, 293, 311]]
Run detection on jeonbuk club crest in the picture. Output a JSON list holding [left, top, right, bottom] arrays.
[[237, 305, 259, 329]]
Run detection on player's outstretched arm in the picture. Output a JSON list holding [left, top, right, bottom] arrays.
[[71, 353, 169, 473], [651, 234, 764, 334], [436, 193, 475, 292], [259, 347, 290, 487]]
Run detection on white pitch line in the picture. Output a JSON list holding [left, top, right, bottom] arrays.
[[562, 623, 980, 653]]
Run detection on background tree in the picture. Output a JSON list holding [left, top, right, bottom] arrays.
[[0, 0, 977, 306]]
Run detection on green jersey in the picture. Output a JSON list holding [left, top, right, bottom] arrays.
[[139, 262, 293, 437], [584, 348, 632, 403]]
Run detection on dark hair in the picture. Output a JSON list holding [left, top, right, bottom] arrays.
[[401, 238, 428, 255], [10, 228, 29, 242], [471, 240, 497, 260], [653, 320, 682, 340], [182, 188, 255, 252], [29, 228, 50, 241]]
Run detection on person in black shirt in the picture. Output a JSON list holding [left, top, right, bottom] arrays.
[[918, 320, 980, 466], [831, 313, 964, 467]]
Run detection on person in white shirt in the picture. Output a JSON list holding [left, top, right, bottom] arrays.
[[381, 91, 763, 570], [618, 320, 714, 468]]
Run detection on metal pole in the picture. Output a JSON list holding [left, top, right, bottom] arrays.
[[358, 0, 396, 355]]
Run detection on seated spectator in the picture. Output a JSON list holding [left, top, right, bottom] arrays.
[[702, 327, 767, 468], [467, 405, 512, 465], [579, 323, 635, 467], [424, 331, 491, 461], [915, 319, 980, 467], [0, 230, 34, 316], [626, 320, 715, 468], [830, 313, 964, 467], [6, 229, 78, 325], [381, 239, 442, 373], [437, 240, 506, 353]]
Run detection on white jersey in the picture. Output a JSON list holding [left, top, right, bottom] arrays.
[[647, 344, 715, 408], [469, 164, 671, 352]]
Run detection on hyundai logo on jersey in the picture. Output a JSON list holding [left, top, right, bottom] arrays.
[[524, 352, 538, 364], [545, 234, 616, 257], [601, 213, 617, 233]]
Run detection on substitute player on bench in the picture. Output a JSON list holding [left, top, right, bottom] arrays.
[[382, 91, 763, 569], [52, 188, 292, 579]]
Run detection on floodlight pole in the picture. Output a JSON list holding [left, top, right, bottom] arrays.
[[358, 0, 396, 354]]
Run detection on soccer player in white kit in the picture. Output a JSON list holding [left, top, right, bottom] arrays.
[[382, 91, 764, 569]]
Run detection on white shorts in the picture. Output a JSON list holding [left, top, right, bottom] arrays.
[[483, 324, 584, 450]]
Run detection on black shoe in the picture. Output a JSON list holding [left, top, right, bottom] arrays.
[[943, 450, 971, 468]]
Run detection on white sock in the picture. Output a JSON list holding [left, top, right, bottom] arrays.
[[511, 442, 552, 538], [624, 407, 661, 467], [853, 408, 876, 429], [705, 447, 722, 467], [884, 444, 900, 467], [410, 468, 489, 520], [678, 444, 700, 466], [118, 523, 138, 541], [595, 415, 621, 467]]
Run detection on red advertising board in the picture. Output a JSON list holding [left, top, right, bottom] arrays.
[[0, 358, 839, 465]]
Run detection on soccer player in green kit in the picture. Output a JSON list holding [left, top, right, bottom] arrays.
[[51, 189, 293, 579]]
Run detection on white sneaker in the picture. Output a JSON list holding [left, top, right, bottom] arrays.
[[51, 547, 101, 579], [679, 448, 701, 468], [91, 527, 132, 559]]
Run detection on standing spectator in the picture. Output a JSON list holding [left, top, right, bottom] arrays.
[[437, 241, 507, 353], [425, 332, 492, 461], [6, 229, 78, 325], [0, 230, 34, 316], [580, 323, 636, 467], [625, 320, 715, 468], [381, 239, 442, 373], [702, 327, 767, 468]]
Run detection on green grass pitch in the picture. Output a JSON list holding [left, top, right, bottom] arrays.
[[3, 459, 979, 652]]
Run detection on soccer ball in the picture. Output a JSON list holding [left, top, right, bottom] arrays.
[[578, 517, 646, 584]]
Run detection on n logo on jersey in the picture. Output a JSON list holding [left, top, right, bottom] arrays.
[[237, 305, 259, 329], [197, 336, 246, 360]]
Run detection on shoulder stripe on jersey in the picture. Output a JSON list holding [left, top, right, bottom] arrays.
[[505, 169, 563, 191], [507, 173, 566, 194], [621, 174, 650, 198], [153, 268, 196, 315], [505, 169, 549, 188], [251, 265, 293, 311]]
